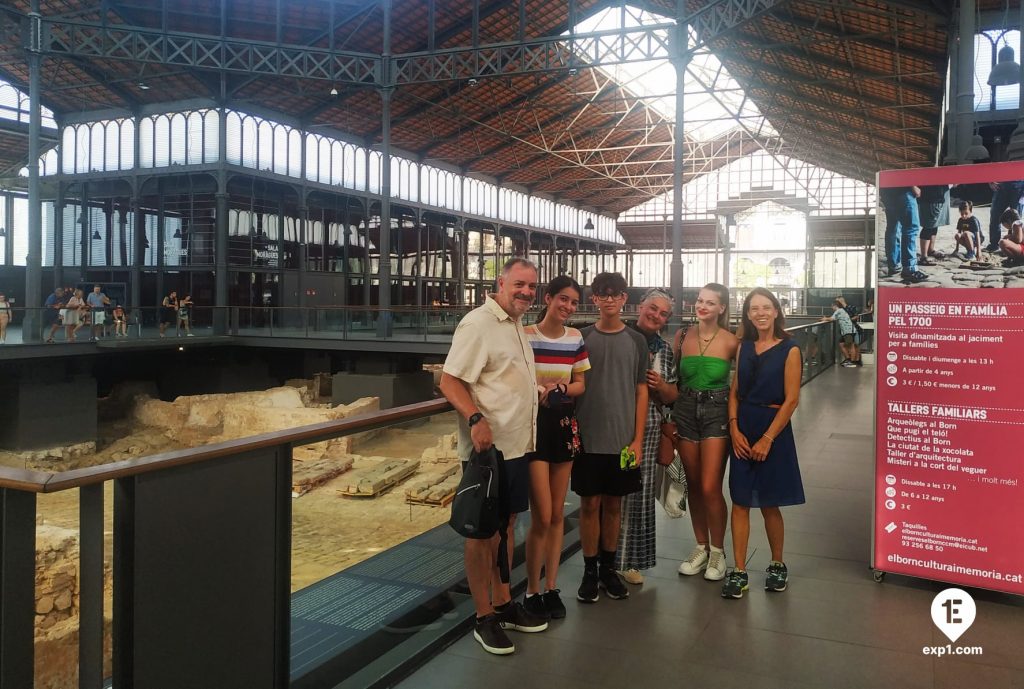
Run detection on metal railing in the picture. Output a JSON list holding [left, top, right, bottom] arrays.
[[0, 304, 850, 348], [0, 398, 453, 689]]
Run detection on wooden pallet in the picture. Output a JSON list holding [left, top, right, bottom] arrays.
[[405, 491, 455, 507]]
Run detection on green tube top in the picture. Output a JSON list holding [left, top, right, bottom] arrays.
[[679, 355, 731, 391]]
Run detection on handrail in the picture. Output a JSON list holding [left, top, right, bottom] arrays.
[[0, 398, 452, 493]]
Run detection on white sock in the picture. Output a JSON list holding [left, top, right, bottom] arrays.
[[709, 545, 725, 555]]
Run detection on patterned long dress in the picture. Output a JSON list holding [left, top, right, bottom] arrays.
[[616, 326, 677, 571]]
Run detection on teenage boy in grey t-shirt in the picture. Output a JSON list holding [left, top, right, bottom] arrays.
[[573, 272, 648, 603]]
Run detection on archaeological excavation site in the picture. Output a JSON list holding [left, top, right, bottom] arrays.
[[9, 365, 459, 689]]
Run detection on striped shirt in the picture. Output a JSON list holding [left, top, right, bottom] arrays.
[[524, 324, 591, 387]]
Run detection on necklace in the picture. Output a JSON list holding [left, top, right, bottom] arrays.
[[697, 324, 719, 356]]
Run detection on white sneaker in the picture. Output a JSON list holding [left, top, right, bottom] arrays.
[[620, 568, 644, 585], [704, 550, 727, 581], [678, 545, 709, 576]]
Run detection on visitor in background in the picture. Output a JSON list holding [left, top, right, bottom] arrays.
[[87, 285, 110, 341], [112, 304, 127, 337], [616, 288, 677, 586], [573, 272, 648, 603], [178, 294, 194, 336], [0, 293, 10, 344], [439, 257, 547, 656], [823, 298, 861, 368], [160, 291, 178, 337], [523, 275, 589, 621], [673, 283, 738, 583], [64, 289, 86, 342], [722, 288, 805, 599], [44, 287, 64, 343]]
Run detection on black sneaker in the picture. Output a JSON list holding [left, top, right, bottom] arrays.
[[522, 593, 550, 621], [901, 270, 928, 284], [543, 589, 566, 619], [497, 601, 548, 632], [765, 561, 789, 592], [598, 566, 629, 600], [577, 569, 599, 603], [887, 264, 903, 277], [854, 359, 863, 367], [474, 614, 514, 655], [983, 243, 1000, 253]]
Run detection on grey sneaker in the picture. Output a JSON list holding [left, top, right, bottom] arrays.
[[678, 545, 709, 575], [765, 561, 789, 592], [721, 570, 749, 599]]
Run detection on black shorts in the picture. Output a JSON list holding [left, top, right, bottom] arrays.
[[160, 307, 176, 325], [571, 452, 641, 497], [529, 404, 583, 463], [462, 455, 530, 515], [920, 225, 939, 240]]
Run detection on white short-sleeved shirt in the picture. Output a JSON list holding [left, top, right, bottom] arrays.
[[443, 296, 538, 462]]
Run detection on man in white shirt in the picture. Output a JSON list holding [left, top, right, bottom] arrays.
[[440, 257, 547, 655]]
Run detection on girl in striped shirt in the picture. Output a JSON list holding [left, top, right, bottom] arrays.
[[522, 275, 590, 620]]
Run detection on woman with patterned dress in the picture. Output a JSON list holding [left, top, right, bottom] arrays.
[[522, 276, 590, 620], [673, 283, 739, 582], [615, 288, 678, 585], [721, 288, 805, 599]]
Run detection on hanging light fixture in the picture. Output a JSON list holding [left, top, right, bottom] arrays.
[[964, 134, 991, 161], [988, 43, 1021, 86], [92, 228, 101, 240], [0, 227, 6, 237], [173, 225, 182, 239], [583, 217, 595, 231]]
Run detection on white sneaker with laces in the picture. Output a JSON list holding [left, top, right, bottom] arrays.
[[678, 545, 709, 576], [704, 550, 727, 581]]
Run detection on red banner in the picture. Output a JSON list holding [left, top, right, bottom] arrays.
[[874, 287, 1024, 594]]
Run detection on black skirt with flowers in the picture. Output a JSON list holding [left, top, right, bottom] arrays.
[[531, 402, 583, 463]]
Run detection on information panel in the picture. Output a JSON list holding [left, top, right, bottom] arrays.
[[874, 163, 1024, 595]]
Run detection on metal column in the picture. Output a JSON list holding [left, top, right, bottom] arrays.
[[23, 4, 43, 341], [955, 0, 976, 162], [669, 5, 689, 306]]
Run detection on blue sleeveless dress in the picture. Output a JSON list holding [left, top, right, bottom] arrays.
[[729, 338, 805, 508]]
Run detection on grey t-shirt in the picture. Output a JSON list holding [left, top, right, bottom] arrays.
[[575, 324, 649, 454]]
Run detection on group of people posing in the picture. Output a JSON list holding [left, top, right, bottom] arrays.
[[441, 258, 805, 656]]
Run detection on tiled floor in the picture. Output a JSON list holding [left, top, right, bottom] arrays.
[[394, 363, 1024, 689]]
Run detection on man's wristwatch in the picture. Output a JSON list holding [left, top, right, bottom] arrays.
[[468, 412, 484, 428]]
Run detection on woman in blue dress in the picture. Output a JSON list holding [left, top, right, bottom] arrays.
[[721, 287, 805, 599]]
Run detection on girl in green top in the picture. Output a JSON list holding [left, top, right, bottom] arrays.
[[670, 283, 739, 583]]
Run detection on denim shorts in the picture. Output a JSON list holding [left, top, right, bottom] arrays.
[[672, 387, 730, 441]]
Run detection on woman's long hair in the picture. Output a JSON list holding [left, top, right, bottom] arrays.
[[702, 282, 730, 329], [737, 287, 789, 341], [536, 275, 582, 322]]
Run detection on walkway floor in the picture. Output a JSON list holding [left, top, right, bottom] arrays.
[[394, 363, 1023, 689]]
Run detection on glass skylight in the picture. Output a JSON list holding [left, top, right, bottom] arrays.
[[571, 5, 776, 142]]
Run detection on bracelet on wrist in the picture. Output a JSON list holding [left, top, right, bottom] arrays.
[[762, 433, 774, 442]]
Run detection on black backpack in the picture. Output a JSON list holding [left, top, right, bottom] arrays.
[[449, 446, 503, 539], [449, 446, 511, 582]]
